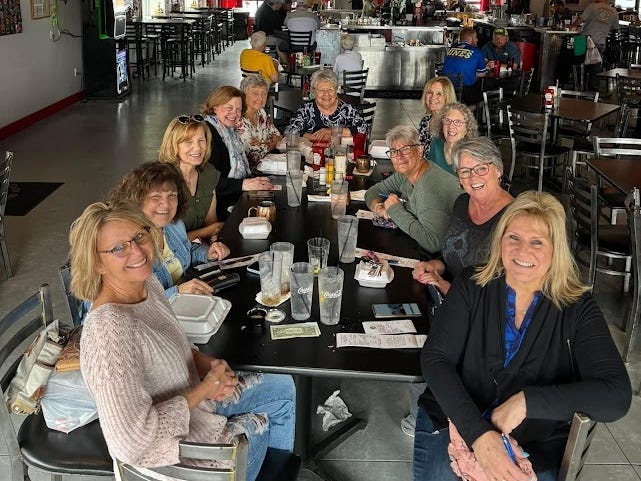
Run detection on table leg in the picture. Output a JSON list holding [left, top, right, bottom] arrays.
[[294, 375, 367, 481]]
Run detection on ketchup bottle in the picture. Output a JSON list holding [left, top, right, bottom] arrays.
[[312, 141, 326, 171]]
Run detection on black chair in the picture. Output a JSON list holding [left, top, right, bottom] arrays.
[[162, 23, 196, 81], [342, 68, 369, 101], [519, 68, 535, 96], [287, 30, 313, 54], [565, 169, 631, 293], [125, 23, 151, 79], [481, 88, 509, 145], [59, 263, 85, 327], [623, 188, 641, 362], [355, 101, 376, 135], [0, 151, 13, 279], [506, 106, 570, 192]]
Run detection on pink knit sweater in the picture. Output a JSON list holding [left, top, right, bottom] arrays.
[[80, 277, 227, 468]]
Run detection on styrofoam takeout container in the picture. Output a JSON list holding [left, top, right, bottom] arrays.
[[239, 217, 272, 239], [169, 294, 231, 344], [354, 259, 394, 288], [368, 140, 388, 159]]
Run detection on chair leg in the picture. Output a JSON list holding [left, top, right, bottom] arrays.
[[537, 155, 544, 192], [0, 222, 13, 279]]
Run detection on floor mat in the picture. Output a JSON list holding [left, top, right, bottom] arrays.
[[5, 182, 63, 216]]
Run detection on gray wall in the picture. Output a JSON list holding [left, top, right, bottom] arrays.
[[0, 0, 83, 128]]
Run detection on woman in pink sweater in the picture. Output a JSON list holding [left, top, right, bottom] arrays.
[[70, 201, 295, 481]]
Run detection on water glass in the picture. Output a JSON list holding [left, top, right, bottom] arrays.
[[258, 251, 283, 306], [330, 180, 348, 219], [270, 242, 295, 295], [286, 131, 300, 150], [287, 150, 301, 171], [318, 266, 344, 325], [337, 215, 358, 263], [307, 237, 330, 275], [286, 169, 304, 207], [289, 262, 314, 320], [330, 126, 343, 147]]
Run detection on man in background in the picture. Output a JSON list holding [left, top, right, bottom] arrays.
[[442, 27, 487, 104], [240, 31, 280, 84], [277, 4, 320, 64], [254, 0, 288, 47], [481, 27, 521, 69], [552, 0, 573, 26]]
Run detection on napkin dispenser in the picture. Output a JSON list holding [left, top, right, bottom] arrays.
[[239, 217, 272, 239]]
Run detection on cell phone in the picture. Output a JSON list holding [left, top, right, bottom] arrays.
[[372, 303, 422, 318], [246, 261, 260, 275]]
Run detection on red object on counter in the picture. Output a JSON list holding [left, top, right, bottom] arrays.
[[353, 132, 367, 160], [312, 141, 328, 170], [493, 61, 500, 77]]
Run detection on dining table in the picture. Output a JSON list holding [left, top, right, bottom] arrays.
[[597, 68, 641, 81], [197, 165, 428, 480]]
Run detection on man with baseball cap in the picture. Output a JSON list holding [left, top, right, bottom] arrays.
[[481, 27, 521, 70]]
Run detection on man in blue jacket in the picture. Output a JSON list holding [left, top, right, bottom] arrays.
[[442, 27, 487, 104]]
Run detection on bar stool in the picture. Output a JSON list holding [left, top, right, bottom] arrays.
[[144, 24, 163, 76], [126, 23, 151, 79]]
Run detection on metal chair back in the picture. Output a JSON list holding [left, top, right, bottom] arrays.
[[342, 68, 369, 101], [355, 101, 376, 135], [557, 413, 598, 481], [1, 151, 13, 278], [59, 263, 86, 326], [481, 87, 505, 137], [616, 74, 641, 108], [623, 188, 641, 362], [0, 284, 53, 481], [287, 30, 312, 53], [593, 137, 641, 158], [559, 89, 599, 137], [519, 68, 535, 96]]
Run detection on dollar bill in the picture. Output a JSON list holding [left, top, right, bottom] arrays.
[[270, 322, 321, 340]]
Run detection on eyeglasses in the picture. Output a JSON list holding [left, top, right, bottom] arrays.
[[315, 87, 336, 94], [386, 144, 419, 158], [97, 227, 152, 258], [457, 163, 493, 179], [177, 114, 205, 124], [443, 118, 467, 127]]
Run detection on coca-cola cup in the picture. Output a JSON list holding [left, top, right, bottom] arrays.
[[353, 132, 367, 160], [289, 262, 314, 320], [318, 266, 344, 325]]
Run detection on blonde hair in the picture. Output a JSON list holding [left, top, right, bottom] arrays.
[[69, 202, 161, 301], [421, 77, 457, 114], [158, 117, 212, 168], [473, 191, 589, 307], [200, 86, 245, 116]]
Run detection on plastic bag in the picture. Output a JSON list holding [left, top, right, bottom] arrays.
[[584, 37, 602, 65], [41, 369, 98, 433]]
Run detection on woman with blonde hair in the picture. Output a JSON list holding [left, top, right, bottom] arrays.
[[414, 191, 631, 481], [427, 102, 478, 176], [418, 76, 457, 158], [201, 86, 274, 219], [72, 201, 295, 481], [159, 114, 223, 242]]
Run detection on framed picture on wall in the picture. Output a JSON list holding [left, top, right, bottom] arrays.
[[31, 0, 50, 19]]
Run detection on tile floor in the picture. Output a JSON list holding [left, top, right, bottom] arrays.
[[0, 40, 639, 481]]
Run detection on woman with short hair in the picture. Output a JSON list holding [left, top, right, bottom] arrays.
[[287, 68, 368, 142], [238, 75, 283, 168], [332, 33, 363, 85], [428, 102, 479, 176]]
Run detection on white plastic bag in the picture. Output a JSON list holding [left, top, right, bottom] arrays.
[[41, 369, 98, 433], [584, 37, 602, 65]]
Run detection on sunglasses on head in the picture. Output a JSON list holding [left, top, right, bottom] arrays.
[[177, 114, 205, 124]]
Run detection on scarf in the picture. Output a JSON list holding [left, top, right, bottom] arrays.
[[205, 114, 251, 179]]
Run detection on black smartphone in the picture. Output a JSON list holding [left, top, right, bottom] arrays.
[[246, 261, 260, 275], [372, 303, 422, 318]]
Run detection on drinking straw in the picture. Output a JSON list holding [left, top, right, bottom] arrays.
[[339, 217, 355, 262], [288, 170, 301, 205]]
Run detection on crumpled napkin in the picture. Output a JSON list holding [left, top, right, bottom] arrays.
[[316, 389, 352, 431]]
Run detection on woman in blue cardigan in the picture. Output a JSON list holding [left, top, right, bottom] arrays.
[[110, 161, 230, 298]]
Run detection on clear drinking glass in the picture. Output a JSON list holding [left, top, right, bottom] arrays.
[[258, 251, 283, 306], [318, 266, 344, 325], [286, 169, 304, 207], [270, 242, 295, 295], [287, 150, 302, 171], [289, 262, 314, 320], [337, 215, 358, 263], [307, 237, 330, 275], [330, 180, 348, 219], [330, 126, 343, 148]]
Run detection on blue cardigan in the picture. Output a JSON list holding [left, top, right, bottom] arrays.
[[152, 220, 209, 298]]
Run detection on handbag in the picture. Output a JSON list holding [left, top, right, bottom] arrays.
[[584, 36, 602, 65], [5, 319, 65, 415], [447, 421, 537, 481]]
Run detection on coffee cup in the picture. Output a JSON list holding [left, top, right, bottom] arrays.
[[356, 155, 372, 173], [248, 200, 276, 223]]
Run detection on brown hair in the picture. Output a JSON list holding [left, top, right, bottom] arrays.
[[200, 86, 245, 115]]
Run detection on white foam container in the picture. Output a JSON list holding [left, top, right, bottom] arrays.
[[354, 260, 394, 288], [368, 140, 388, 159], [169, 294, 231, 344], [239, 217, 272, 239]]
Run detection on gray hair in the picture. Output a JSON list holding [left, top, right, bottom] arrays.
[[310, 68, 339, 91], [250, 31, 268, 49], [341, 33, 355, 50], [385, 125, 419, 147], [450, 136, 504, 174], [430, 102, 479, 138], [240, 74, 269, 93]]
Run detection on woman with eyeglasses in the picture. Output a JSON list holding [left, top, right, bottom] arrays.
[[418, 77, 457, 159], [364, 125, 461, 254], [238, 75, 283, 169], [287, 68, 368, 142], [201, 86, 274, 219], [109, 162, 230, 298], [71, 202, 295, 481], [400, 138, 513, 439], [427, 103, 479, 176]]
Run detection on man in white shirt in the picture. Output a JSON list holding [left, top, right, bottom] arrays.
[[277, 4, 320, 63]]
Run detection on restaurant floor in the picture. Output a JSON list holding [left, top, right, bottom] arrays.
[[0, 41, 639, 481]]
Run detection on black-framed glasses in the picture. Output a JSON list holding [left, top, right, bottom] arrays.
[[457, 163, 493, 179], [443, 118, 467, 128], [97, 226, 151, 258], [177, 114, 205, 124], [386, 144, 419, 158]]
